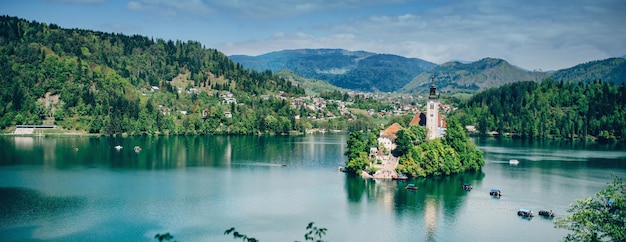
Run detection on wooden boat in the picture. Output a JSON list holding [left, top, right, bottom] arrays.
[[462, 183, 473, 190], [490, 189, 502, 197], [538, 210, 555, 217], [393, 173, 408, 180], [405, 184, 418, 190], [517, 209, 534, 217]]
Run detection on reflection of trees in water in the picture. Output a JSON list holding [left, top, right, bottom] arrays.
[[476, 137, 626, 170], [0, 187, 84, 225], [344, 170, 485, 240], [395, 171, 485, 214]]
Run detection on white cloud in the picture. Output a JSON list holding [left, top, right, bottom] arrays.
[[219, 0, 626, 70], [127, 0, 212, 16], [47, 0, 104, 3]]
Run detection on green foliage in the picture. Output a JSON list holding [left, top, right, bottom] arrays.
[[301, 222, 327, 242], [230, 49, 436, 92], [221, 222, 327, 242], [0, 16, 306, 135], [396, 118, 484, 177], [349, 94, 392, 112], [224, 227, 258, 242], [551, 58, 626, 85], [154, 233, 176, 242], [393, 129, 416, 157], [401, 57, 549, 94], [554, 176, 626, 241], [453, 79, 626, 141], [343, 131, 378, 174]]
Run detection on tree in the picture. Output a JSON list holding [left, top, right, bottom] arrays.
[[554, 176, 626, 241], [393, 129, 415, 157]]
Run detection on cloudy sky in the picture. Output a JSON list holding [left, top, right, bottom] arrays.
[[2, 0, 625, 70]]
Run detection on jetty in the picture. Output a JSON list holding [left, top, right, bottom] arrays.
[[13, 125, 56, 135]]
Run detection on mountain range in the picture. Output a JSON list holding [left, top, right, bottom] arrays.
[[231, 50, 626, 94], [230, 49, 436, 93]]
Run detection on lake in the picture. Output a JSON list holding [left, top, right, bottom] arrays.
[[1, 134, 625, 241]]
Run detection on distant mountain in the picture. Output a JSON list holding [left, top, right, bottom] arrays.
[[276, 69, 345, 95], [400, 58, 549, 94], [550, 58, 626, 85], [230, 49, 437, 92], [233, 49, 625, 95]]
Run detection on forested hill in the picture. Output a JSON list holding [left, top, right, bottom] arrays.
[[550, 58, 626, 85], [400, 58, 549, 94], [230, 49, 437, 92], [0, 15, 305, 135], [452, 79, 626, 141]]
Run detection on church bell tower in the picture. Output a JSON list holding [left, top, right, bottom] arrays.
[[426, 77, 439, 140]]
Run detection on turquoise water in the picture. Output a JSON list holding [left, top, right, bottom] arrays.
[[1, 135, 625, 241]]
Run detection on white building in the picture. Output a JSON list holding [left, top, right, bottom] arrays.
[[426, 78, 440, 140]]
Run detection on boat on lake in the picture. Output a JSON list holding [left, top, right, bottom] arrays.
[[538, 210, 555, 217], [134, 146, 141, 152], [393, 173, 408, 180], [405, 184, 418, 190], [114, 145, 122, 150], [490, 189, 502, 197], [462, 183, 473, 190], [509, 159, 519, 165], [517, 209, 534, 217]]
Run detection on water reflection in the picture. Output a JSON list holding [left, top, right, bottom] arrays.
[[0, 135, 348, 170], [0, 187, 84, 225], [344, 169, 485, 240]]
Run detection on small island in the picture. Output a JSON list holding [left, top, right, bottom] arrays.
[[343, 80, 485, 178]]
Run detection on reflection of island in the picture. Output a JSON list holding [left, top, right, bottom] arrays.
[[424, 197, 437, 241], [345, 170, 485, 240]]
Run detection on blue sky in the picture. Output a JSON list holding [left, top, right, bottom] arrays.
[[2, 0, 625, 71]]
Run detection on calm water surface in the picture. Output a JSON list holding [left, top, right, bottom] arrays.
[[1, 135, 625, 242]]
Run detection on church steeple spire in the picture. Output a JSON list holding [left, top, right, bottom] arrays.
[[428, 76, 437, 100]]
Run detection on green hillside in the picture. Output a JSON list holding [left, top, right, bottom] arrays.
[[276, 70, 346, 96], [452, 79, 626, 141], [551, 58, 626, 84], [230, 49, 437, 92], [400, 58, 549, 94], [0, 15, 306, 135]]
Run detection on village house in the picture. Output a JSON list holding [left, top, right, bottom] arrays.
[[223, 97, 237, 105]]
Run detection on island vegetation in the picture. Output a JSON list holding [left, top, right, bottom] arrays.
[[343, 117, 484, 177]]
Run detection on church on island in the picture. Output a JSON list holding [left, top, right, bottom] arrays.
[[368, 78, 447, 179]]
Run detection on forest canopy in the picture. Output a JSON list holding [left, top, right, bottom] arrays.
[[452, 79, 626, 141], [0, 15, 348, 135]]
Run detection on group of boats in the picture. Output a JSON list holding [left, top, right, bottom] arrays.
[[461, 185, 555, 219], [489, 188, 555, 219], [113, 145, 142, 152], [517, 209, 555, 218], [397, 159, 556, 219]]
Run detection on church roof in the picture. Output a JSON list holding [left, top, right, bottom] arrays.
[[409, 113, 421, 126], [380, 123, 404, 141]]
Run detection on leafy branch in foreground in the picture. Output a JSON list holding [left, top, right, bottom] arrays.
[[224, 222, 327, 242], [154, 232, 176, 242], [155, 222, 327, 242], [299, 222, 327, 242], [554, 176, 625, 241], [224, 227, 258, 242]]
